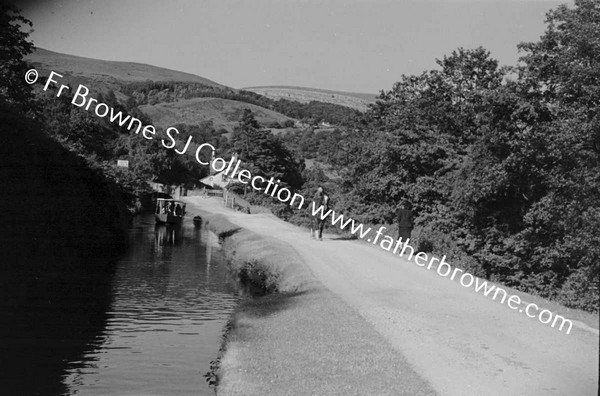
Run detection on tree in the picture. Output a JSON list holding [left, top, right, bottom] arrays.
[[443, 0, 599, 309], [518, 0, 600, 111], [0, 5, 35, 112], [302, 2, 598, 312], [232, 108, 261, 159], [231, 109, 304, 190], [510, 0, 600, 310], [339, 47, 505, 225]]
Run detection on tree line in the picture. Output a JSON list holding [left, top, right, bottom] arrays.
[[276, 0, 599, 312], [121, 81, 360, 126]]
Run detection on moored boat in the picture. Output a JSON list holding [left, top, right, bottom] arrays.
[[155, 198, 186, 224]]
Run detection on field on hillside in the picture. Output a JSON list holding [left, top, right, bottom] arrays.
[[243, 86, 377, 111], [139, 97, 294, 131]]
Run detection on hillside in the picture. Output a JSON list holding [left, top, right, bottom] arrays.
[[24, 48, 365, 132], [139, 97, 294, 131], [243, 85, 377, 111], [25, 48, 365, 130], [25, 48, 298, 131], [25, 48, 224, 87]]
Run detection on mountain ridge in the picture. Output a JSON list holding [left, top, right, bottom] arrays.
[[25, 48, 226, 87], [243, 85, 377, 101], [242, 86, 377, 111]]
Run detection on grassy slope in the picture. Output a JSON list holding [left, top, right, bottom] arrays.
[[139, 97, 294, 131], [25, 48, 224, 87], [243, 85, 377, 111]]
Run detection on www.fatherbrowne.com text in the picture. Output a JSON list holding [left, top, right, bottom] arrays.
[[32, 69, 574, 335], [309, 202, 573, 334]]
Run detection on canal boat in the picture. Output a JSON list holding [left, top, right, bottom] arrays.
[[155, 198, 186, 224]]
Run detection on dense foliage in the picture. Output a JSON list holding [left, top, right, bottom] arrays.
[[228, 109, 305, 218], [296, 1, 598, 312], [0, 6, 129, 258], [0, 4, 34, 112], [32, 84, 189, 208]]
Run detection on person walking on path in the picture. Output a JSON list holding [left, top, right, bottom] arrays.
[[397, 200, 414, 242], [310, 186, 330, 241]]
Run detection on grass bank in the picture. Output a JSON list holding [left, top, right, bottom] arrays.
[[192, 209, 317, 295]]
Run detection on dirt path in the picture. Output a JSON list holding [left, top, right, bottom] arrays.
[[187, 197, 599, 396]]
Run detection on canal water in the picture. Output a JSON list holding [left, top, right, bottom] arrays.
[[1, 214, 239, 395]]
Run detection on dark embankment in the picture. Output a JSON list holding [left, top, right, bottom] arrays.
[[0, 104, 130, 261], [0, 104, 130, 394]]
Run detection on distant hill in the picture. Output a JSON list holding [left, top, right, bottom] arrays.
[[243, 85, 378, 111], [25, 48, 295, 131], [25, 48, 225, 87], [24, 48, 364, 130], [139, 97, 294, 132]]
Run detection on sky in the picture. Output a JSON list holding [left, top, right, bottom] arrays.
[[16, 0, 571, 93]]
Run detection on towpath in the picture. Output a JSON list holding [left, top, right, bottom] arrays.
[[186, 197, 598, 396]]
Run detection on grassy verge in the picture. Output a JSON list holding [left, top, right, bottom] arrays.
[[191, 209, 318, 391], [192, 209, 317, 295]]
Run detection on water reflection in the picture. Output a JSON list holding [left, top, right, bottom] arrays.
[[0, 215, 238, 396], [154, 224, 183, 250]]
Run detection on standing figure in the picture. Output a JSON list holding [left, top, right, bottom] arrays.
[[310, 186, 330, 241], [397, 200, 414, 242]]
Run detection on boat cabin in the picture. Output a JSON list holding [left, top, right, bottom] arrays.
[[155, 198, 186, 224]]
